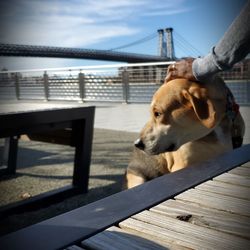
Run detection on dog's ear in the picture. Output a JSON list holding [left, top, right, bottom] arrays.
[[182, 87, 216, 129]]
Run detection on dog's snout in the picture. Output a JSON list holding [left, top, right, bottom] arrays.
[[134, 138, 145, 150]]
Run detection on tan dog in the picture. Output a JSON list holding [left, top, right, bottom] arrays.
[[125, 75, 245, 189]]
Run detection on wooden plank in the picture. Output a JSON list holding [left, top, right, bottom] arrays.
[[0, 145, 249, 250], [151, 199, 250, 239], [126, 210, 250, 249], [213, 173, 250, 187], [195, 180, 250, 200], [65, 245, 86, 250], [176, 188, 250, 216], [228, 166, 250, 176], [110, 227, 189, 250], [81, 226, 173, 250], [120, 217, 208, 250], [241, 162, 250, 168]]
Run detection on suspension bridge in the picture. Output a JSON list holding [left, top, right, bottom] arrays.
[[0, 28, 203, 63]]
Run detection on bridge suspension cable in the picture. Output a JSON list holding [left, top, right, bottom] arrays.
[[109, 32, 157, 51], [173, 30, 204, 58]]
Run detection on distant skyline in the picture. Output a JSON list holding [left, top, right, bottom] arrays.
[[0, 0, 247, 70]]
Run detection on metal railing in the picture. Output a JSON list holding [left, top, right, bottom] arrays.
[[0, 61, 249, 105]]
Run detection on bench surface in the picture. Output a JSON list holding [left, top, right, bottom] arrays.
[[0, 144, 249, 250]]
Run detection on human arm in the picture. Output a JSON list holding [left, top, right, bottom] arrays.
[[166, 1, 250, 82]]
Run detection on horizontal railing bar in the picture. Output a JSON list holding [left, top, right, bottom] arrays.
[[0, 61, 175, 74]]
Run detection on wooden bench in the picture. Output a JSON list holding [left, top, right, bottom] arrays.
[[0, 106, 95, 216], [0, 144, 249, 249]]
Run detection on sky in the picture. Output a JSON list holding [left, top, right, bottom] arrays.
[[0, 0, 247, 71]]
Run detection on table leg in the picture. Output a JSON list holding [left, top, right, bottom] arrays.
[[72, 111, 95, 193], [1, 136, 18, 175]]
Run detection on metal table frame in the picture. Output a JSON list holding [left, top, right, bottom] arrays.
[[0, 106, 95, 216]]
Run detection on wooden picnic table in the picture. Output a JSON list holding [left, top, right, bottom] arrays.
[[0, 144, 249, 249], [0, 105, 95, 216]]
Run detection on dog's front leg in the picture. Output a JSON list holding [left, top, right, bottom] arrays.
[[124, 171, 146, 189]]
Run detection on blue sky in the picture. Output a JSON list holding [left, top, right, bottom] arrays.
[[0, 0, 247, 70]]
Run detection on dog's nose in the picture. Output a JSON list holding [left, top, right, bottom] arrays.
[[134, 138, 145, 150]]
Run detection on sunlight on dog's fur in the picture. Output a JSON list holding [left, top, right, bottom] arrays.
[[125, 75, 245, 189]]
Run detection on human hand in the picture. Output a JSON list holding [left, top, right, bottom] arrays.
[[165, 58, 197, 82]]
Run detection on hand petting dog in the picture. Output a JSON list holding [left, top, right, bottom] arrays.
[[165, 58, 196, 83]]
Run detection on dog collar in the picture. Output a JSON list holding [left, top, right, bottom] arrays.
[[226, 87, 239, 121]]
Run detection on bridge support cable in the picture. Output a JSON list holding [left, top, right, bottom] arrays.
[[173, 31, 204, 58], [109, 32, 157, 51]]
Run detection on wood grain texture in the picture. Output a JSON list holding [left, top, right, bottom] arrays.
[[124, 210, 250, 249], [176, 188, 250, 216], [213, 173, 250, 187], [151, 199, 250, 239], [195, 180, 250, 200]]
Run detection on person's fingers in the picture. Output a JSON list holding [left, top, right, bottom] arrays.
[[166, 64, 177, 82], [165, 58, 196, 82], [165, 71, 177, 82], [165, 73, 172, 82]]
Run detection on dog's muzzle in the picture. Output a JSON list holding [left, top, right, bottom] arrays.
[[134, 138, 145, 150]]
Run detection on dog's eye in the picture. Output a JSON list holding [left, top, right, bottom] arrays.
[[154, 111, 162, 118]]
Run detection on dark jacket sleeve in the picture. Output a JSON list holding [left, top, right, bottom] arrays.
[[192, 0, 250, 81]]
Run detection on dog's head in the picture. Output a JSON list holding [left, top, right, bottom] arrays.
[[135, 78, 222, 155]]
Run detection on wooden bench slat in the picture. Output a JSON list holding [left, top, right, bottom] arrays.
[[151, 199, 250, 239], [65, 245, 86, 250], [195, 180, 250, 200], [120, 217, 223, 250], [241, 162, 250, 168], [176, 188, 250, 216], [213, 173, 250, 187], [228, 166, 250, 176], [81, 226, 168, 250]]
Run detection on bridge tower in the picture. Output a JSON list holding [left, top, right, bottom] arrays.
[[158, 28, 175, 59], [157, 29, 164, 57], [165, 28, 175, 60]]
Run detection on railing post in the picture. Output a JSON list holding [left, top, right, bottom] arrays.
[[149, 66, 154, 83], [43, 71, 49, 101], [122, 69, 129, 103], [78, 72, 85, 102], [156, 67, 162, 84], [14, 73, 20, 100]]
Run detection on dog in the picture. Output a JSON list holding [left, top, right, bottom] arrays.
[[125, 75, 245, 189]]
